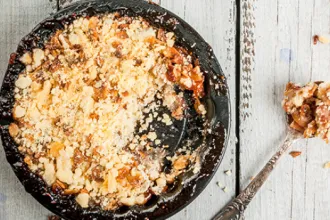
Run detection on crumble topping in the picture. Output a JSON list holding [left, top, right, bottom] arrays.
[[282, 82, 330, 142], [10, 14, 205, 210]]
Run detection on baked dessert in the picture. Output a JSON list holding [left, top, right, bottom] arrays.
[[9, 13, 205, 210], [282, 82, 330, 142]]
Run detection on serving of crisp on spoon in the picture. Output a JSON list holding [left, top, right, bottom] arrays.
[[213, 82, 330, 220]]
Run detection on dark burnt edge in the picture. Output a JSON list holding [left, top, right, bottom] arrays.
[[0, 0, 230, 219], [235, 0, 241, 196]]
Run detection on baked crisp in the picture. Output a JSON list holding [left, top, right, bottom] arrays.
[[282, 82, 330, 142], [10, 14, 205, 210]]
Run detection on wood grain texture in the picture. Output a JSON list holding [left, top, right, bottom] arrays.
[[239, 0, 330, 219], [0, 1, 57, 219]]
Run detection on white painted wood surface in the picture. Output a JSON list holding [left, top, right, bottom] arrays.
[[0, 0, 236, 219], [5, 0, 330, 220], [239, 0, 330, 220]]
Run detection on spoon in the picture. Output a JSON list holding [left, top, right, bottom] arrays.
[[212, 128, 301, 220]]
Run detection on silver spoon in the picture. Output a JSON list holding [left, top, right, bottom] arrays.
[[212, 128, 301, 220]]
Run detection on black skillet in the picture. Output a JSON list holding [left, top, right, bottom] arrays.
[[0, 0, 230, 219]]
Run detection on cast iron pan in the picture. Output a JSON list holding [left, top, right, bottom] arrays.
[[0, 0, 230, 219]]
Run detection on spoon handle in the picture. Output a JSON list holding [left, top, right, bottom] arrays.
[[212, 130, 299, 220]]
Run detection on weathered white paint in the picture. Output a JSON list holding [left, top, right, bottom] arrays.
[[239, 0, 330, 219], [0, 0, 57, 219], [0, 0, 236, 219]]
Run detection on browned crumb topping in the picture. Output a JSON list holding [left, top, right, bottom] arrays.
[[11, 14, 205, 210], [282, 82, 330, 142]]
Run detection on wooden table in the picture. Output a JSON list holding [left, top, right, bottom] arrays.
[[0, 0, 329, 219]]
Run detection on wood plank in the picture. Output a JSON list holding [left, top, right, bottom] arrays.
[[57, 0, 237, 219], [0, 1, 58, 219], [239, 0, 330, 219]]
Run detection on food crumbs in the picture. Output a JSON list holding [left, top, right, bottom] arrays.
[[313, 35, 319, 45], [318, 35, 330, 44], [289, 151, 302, 158], [216, 182, 222, 188], [224, 170, 232, 176], [324, 162, 330, 168], [313, 35, 330, 45]]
